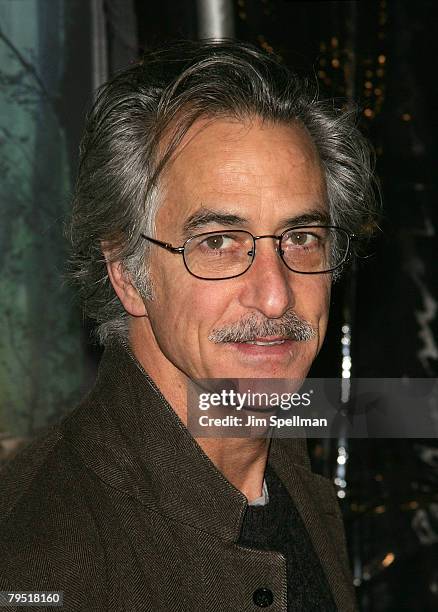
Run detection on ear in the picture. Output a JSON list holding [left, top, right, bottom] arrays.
[[105, 256, 147, 318]]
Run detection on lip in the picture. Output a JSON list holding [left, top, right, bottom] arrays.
[[226, 338, 296, 358], [246, 336, 288, 342]]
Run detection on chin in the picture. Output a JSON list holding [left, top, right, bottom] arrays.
[[209, 360, 310, 381]]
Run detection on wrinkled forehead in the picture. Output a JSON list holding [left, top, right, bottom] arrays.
[[155, 116, 328, 237], [158, 114, 323, 176]]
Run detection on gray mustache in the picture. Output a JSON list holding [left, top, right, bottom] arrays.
[[208, 311, 316, 343]]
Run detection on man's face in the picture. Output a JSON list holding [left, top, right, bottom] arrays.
[[142, 117, 331, 381]]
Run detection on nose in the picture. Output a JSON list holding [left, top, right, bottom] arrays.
[[239, 237, 294, 318]]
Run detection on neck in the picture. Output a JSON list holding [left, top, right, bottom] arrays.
[[129, 319, 270, 503], [197, 436, 271, 502]]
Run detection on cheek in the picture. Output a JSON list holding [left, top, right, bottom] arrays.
[[150, 258, 232, 335], [294, 276, 331, 320], [312, 280, 331, 352], [318, 282, 332, 322]]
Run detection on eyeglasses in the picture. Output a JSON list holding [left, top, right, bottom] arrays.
[[141, 226, 355, 280]]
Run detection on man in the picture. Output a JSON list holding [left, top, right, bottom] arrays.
[[0, 41, 376, 610]]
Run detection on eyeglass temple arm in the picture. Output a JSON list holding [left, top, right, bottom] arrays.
[[141, 234, 184, 254]]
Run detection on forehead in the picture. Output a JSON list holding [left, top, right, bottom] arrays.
[[157, 117, 327, 235]]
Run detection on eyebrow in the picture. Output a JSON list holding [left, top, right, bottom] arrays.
[[181, 206, 330, 239], [182, 208, 247, 239], [279, 210, 331, 227]]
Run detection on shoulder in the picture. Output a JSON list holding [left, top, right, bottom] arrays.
[[0, 426, 101, 524], [0, 429, 107, 605]]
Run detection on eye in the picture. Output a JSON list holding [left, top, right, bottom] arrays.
[[284, 231, 319, 247], [201, 234, 235, 250]]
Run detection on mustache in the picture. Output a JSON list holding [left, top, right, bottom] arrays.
[[208, 311, 317, 343]]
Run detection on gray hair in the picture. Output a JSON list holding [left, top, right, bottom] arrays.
[[67, 40, 378, 346]]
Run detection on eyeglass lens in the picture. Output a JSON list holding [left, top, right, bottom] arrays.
[[183, 228, 348, 279]]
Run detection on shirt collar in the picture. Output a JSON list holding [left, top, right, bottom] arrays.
[[248, 477, 269, 507]]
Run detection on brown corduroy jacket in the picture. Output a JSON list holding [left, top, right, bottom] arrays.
[[0, 342, 357, 611]]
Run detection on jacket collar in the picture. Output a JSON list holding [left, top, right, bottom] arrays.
[[61, 339, 310, 542]]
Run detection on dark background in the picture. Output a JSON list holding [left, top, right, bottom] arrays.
[[0, 1, 437, 610]]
